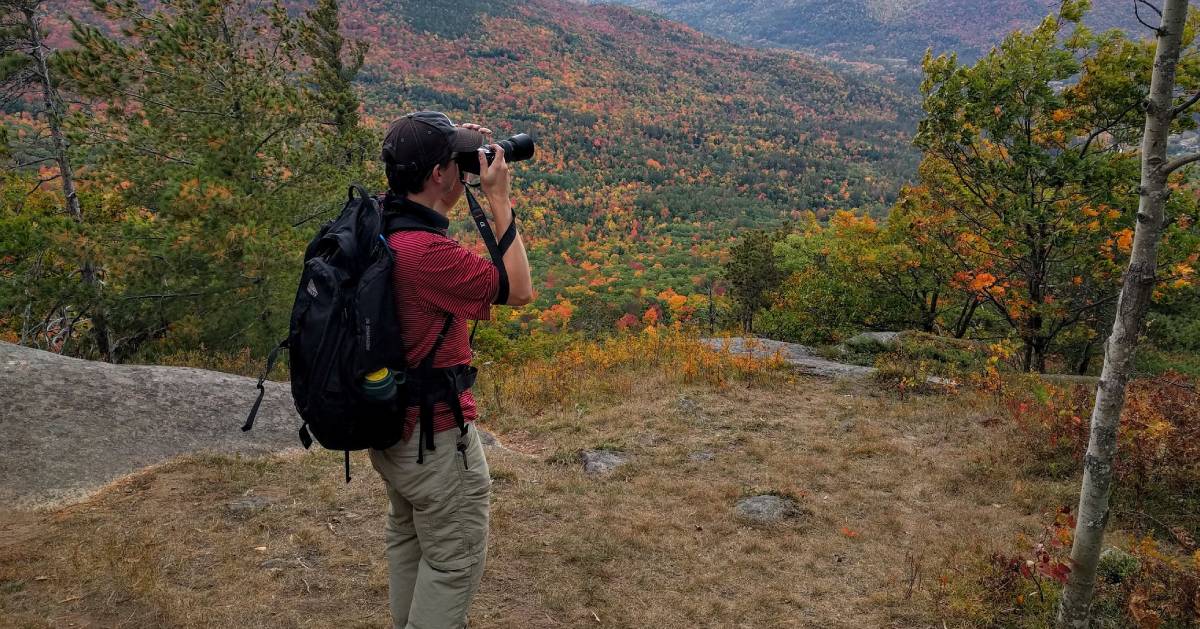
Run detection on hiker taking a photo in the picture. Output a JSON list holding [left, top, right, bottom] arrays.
[[372, 111, 533, 627], [242, 109, 533, 627]]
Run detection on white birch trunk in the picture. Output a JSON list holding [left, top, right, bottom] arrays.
[[1055, 0, 1190, 625]]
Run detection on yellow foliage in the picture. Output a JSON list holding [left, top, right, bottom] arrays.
[[481, 331, 787, 416], [970, 273, 996, 291], [1115, 228, 1134, 253]]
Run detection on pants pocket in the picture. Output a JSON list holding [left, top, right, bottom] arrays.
[[412, 429, 490, 572], [455, 428, 491, 561]]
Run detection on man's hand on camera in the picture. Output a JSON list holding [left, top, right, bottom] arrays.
[[478, 143, 511, 212], [458, 122, 492, 137]]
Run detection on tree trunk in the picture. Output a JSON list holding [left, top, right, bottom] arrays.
[[707, 282, 715, 335], [1055, 1, 1187, 625], [25, 6, 79, 222], [953, 296, 979, 338], [25, 5, 113, 362], [922, 291, 939, 332], [1075, 338, 1097, 376]]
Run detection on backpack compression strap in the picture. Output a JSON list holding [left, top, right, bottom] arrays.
[[241, 339, 289, 432], [414, 314, 457, 464], [465, 187, 517, 305]]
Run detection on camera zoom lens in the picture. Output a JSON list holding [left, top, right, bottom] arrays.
[[457, 133, 535, 175]]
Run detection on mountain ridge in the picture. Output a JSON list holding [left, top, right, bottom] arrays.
[[596, 0, 1143, 66]]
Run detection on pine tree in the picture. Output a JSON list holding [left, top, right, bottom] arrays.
[[57, 0, 371, 360], [300, 0, 368, 139], [723, 230, 784, 334], [0, 0, 112, 359]]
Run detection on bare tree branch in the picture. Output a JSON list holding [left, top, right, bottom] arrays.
[[13, 156, 58, 168], [1171, 89, 1200, 117], [25, 173, 59, 196], [1162, 151, 1200, 174], [1135, 0, 1165, 34]]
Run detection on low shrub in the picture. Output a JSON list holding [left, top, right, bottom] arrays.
[[955, 511, 1200, 627], [1002, 374, 1200, 502], [477, 329, 788, 423]]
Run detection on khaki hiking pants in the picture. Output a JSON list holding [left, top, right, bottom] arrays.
[[369, 422, 491, 629]]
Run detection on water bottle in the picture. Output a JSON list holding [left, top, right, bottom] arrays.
[[362, 367, 398, 401]]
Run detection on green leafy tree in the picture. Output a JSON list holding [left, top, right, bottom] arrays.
[[912, 1, 1199, 371]]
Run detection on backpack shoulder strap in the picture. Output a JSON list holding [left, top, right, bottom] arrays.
[[412, 313, 456, 462]]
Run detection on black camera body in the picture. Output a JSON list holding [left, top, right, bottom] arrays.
[[456, 133, 535, 175]]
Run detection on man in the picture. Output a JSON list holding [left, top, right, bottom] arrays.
[[371, 111, 533, 629]]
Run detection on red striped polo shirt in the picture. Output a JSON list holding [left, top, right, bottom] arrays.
[[385, 197, 500, 440]]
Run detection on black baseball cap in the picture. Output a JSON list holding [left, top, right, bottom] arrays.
[[381, 111, 486, 173]]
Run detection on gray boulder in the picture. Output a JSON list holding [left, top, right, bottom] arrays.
[[476, 427, 502, 448], [580, 449, 629, 476], [1, 341, 300, 507], [701, 337, 876, 379], [735, 494, 809, 525]]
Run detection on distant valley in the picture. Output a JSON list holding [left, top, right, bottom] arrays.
[[593, 0, 1144, 73]]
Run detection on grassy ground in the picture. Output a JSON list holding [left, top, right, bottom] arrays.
[[0, 351, 1070, 627]]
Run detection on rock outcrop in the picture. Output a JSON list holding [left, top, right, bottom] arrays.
[[0, 342, 300, 507], [701, 337, 876, 378], [734, 494, 809, 525]]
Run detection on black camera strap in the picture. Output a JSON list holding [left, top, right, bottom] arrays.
[[464, 186, 517, 305]]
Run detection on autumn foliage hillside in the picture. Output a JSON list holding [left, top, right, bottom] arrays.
[[41, 0, 919, 318], [350, 0, 918, 309]]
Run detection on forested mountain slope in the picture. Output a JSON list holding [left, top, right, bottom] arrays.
[[348, 0, 920, 305], [598, 0, 1138, 65], [43, 0, 920, 316]]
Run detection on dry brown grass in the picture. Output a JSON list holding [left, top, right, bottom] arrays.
[[0, 339, 1061, 628]]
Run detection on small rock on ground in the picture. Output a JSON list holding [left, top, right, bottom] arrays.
[[735, 494, 809, 525], [226, 495, 276, 513], [580, 450, 629, 476], [676, 395, 702, 415]]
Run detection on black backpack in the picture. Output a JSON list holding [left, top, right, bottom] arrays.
[[243, 185, 513, 481]]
